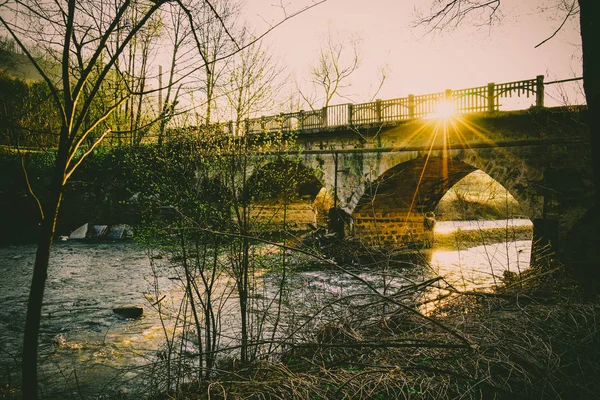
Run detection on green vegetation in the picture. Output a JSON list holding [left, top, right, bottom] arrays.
[[434, 225, 533, 250]]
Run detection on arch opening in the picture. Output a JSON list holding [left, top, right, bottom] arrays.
[[245, 159, 325, 231], [352, 156, 477, 248], [352, 158, 535, 290], [435, 170, 527, 222], [246, 159, 323, 202], [432, 169, 534, 247], [352, 157, 534, 251], [431, 169, 534, 291]]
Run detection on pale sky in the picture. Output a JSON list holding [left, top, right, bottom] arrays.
[[242, 0, 583, 107]]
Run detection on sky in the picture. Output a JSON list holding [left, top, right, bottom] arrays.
[[240, 0, 583, 107]]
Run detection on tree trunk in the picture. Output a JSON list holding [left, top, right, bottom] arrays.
[[579, 0, 600, 196], [21, 145, 68, 400], [573, 0, 600, 294]]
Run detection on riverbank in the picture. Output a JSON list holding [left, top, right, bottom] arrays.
[[434, 224, 533, 250], [0, 231, 532, 399], [3, 233, 596, 400], [157, 295, 600, 400]]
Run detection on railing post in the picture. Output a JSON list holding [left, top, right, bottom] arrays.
[[487, 82, 496, 112], [408, 94, 415, 119], [299, 110, 304, 131], [260, 116, 266, 132], [348, 104, 353, 126], [536, 75, 545, 107], [244, 118, 250, 135], [322, 106, 328, 128], [375, 99, 382, 122], [228, 121, 233, 135]]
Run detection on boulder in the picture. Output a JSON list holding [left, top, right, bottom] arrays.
[[106, 224, 126, 239], [69, 223, 89, 239], [112, 306, 143, 319], [91, 225, 108, 238]]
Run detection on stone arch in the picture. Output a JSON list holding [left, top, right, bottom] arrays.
[[245, 159, 326, 230], [351, 149, 543, 248]]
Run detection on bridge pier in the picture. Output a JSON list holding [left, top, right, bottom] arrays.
[[249, 199, 319, 231], [530, 218, 559, 265], [353, 209, 435, 248]]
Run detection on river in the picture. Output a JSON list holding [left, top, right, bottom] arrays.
[[0, 220, 532, 398]]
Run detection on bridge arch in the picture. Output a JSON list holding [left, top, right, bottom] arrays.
[[245, 159, 329, 230], [351, 149, 542, 248]]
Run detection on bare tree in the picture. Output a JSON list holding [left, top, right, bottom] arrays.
[[180, 0, 240, 125], [0, 0, 327, 395], [0, 0, 294, 396], [0, 2, 180, 397], [224, 37, 285, 134], [125, 4, 163, 144], [157, 5, 193, 144], [300, 29, 361, 109]]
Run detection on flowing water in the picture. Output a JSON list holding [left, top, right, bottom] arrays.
[[432, 219, 533, 291], [0, 220, 532, 398], [0, 242, 179, 398]]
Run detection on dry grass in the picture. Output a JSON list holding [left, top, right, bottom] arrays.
[[135, 240, 598, 400], [150, 279, 600, 399]]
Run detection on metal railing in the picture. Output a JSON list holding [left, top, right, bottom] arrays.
[[213, 75, 573, 135]]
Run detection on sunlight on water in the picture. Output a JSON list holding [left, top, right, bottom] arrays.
[[431, 240, 531, 292]]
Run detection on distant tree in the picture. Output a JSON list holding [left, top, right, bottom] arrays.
[[0, 36, 15, 73], [121, 3, 164, 144], [157, 6, 191, 145], [0, 73, 58, 149], [183, 0, 240, 125]]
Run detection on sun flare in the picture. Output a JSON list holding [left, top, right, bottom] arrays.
[[427, 100, 457, 119]]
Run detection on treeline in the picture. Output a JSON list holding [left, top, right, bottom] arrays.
[[0, 130, 313, 244], [0, 147, 132, 243]]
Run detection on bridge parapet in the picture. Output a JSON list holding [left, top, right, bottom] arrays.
[[210, 75, 582, 137]]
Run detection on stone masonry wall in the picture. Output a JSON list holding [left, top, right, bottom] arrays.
[[353, 211, 434, 248], [249, 199, 317, 231]]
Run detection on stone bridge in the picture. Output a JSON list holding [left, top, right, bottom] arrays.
[[231, 76, 593, 263]]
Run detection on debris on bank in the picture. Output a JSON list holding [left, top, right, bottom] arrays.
[[66, 223, 133, 241]]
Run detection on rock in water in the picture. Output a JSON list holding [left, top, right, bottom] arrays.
[[112, 306, 143, 319]]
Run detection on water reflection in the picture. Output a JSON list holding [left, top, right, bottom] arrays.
[[0, 242, 176, 398]]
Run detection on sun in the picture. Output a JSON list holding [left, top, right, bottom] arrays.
[[427, 100, 457, 120]]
